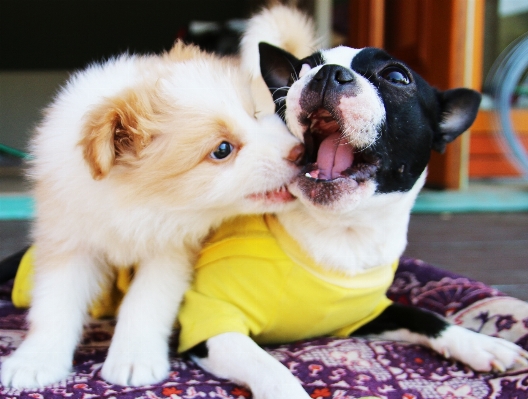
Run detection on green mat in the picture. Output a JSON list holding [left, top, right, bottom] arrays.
[[1, 188, 528, 220], [412, 189, 528, 213], [0, 196, 34, 220]]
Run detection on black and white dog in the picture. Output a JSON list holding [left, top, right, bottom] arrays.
[[185, 6, 528, 399]]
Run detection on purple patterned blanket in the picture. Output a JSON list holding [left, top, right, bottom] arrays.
[[1, 257, 527, 399]]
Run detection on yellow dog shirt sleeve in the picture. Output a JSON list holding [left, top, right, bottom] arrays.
[[11, 246, 35, 308]]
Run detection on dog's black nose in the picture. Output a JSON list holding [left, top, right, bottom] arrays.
[[313, 65, 355, 84], [335, 68, 354, 84], [310, 65, 356, 95]]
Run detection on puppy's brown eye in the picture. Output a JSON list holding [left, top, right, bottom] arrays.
[[381, 66, 410, 85], [210, 141, 234, 160]]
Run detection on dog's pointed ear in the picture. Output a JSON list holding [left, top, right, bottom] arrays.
[[80, 90, 155, 179], [433, 88, 481, 153], [259, 42, 300, 90]]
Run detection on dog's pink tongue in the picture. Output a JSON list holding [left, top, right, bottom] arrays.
[[317, 133, 354, 180]]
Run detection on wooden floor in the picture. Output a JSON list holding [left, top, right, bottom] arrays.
[[404, 212, 528, 301], [1, 213, 527, 301]]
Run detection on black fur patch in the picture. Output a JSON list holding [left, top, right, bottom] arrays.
[[353, 303, 448, 338], [350, 48, 439, 193], [186, 341, 209, 358]]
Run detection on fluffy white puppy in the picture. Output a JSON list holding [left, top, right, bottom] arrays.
[[1, 42, 302, 389]]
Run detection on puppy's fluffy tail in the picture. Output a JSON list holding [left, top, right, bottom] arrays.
[[240, 5, 318, 80]]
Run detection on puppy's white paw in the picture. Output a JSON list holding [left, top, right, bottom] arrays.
[[432, 325, 528, 372], [1, 350, 71, 389], [101, 350, 170, 386]]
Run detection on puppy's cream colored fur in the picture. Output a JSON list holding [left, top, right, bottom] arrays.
[[1, 42, 301, 388]]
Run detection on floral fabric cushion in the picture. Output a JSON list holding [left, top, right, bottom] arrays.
[[0, 257, 527, 399]]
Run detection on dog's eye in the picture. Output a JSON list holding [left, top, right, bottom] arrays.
[[210, 141, 234, 160], [380, 66, 411, 85]]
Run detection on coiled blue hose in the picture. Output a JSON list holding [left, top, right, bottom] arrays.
[[485, 32, 528, 179]]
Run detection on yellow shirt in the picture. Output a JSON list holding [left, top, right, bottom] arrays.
[[178, 214, 397, 353]]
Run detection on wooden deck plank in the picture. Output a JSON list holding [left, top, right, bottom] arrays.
[[405, 213, 528, 301]]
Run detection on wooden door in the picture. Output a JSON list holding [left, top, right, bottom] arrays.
[[348, 0, 484, 189]]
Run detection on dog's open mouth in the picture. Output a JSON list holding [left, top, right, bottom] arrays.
[[302, 109, 378, 184]]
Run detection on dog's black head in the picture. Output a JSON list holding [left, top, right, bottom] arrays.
[[259, 43, 481, 212]]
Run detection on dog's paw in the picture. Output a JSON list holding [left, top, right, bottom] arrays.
[[101, 351, 170, 386], [1, 351, 71, 389], [432, 325, 528, 372]]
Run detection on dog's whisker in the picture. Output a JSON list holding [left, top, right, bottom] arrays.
[[271, 87, 290, 99], [277, 106, 287, 120], [274, 97, 287, 106], [290, 71, 299, 82]]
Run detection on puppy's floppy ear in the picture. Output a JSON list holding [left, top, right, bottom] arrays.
[[80, 89, 155, 179], [259, 42, 300, 91], [433, 88, 481, 153]]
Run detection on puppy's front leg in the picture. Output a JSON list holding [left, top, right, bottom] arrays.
[[191, 333, 311, 399], [101, 252, 191, 386], [1, 251, 104, 388], [354, 303, 528, 372]]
